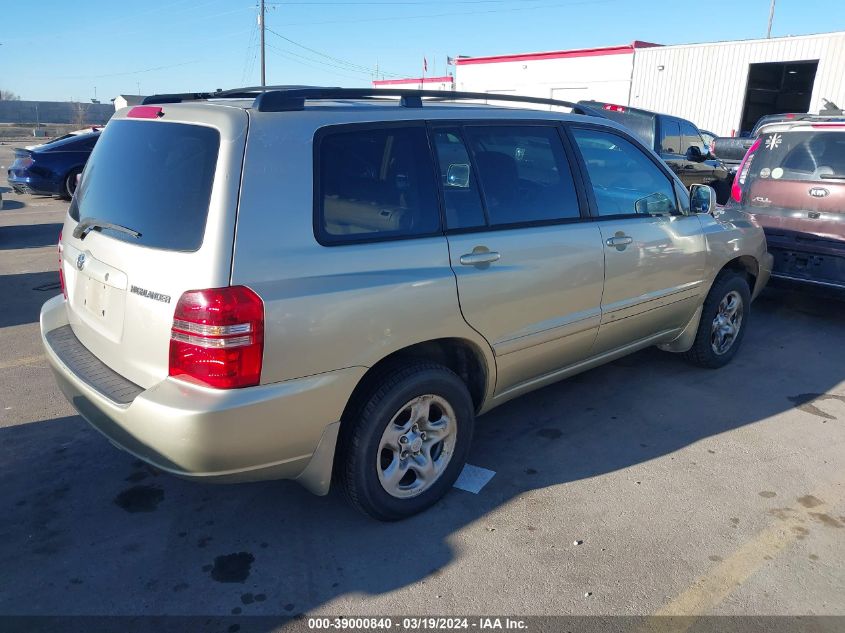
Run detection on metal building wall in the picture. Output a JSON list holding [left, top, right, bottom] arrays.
[[454, 46, 642, 110], [630, 32, 845, 136]]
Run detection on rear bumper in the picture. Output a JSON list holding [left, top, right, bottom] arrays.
[[7, 171, 59, 196], [764, 229, 845, 290], [40, 295, 365, 493]]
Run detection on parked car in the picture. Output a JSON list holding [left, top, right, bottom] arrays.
[[41, 88, 771, 520], [25, 126, 104, 151], [577, 101, 731, 203], [711, 102, 845, 174], [727, 118, 845, 291], [711, 114, 811, 173], [8, 131, 100, 199]]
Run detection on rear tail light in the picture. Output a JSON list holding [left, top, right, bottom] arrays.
[[58, 230, 67, 300], [603, 104, 626, 112], [730, 137, 762, 203], [169, 286, 264, 389], [16, 156, 34, 169], [811, 123, 845, 128]]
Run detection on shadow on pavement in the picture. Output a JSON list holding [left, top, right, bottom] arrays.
[[0, 288, 843, 620], [0, 223, 62, 249], [0, 270, 61, 328], [1, 199, 26, 211]]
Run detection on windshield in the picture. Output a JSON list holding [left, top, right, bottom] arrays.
[[69, 120, 220, 251], [748, 131, 845, 183]]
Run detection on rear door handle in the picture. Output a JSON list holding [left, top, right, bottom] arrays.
[[605, 235, 633, 249], [459, 251, 501, 266]]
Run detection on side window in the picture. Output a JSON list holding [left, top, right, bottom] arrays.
[[464, 126, 580, 226], [659, 120, 681, 154], [571, 127, 679, 217], [680, 121, 707, 156], [317, 126, 440, 243], [431, 128, 487, 230]]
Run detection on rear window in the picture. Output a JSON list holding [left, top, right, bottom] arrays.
[[748, 131, 845, 183], [69, 120, 220, 251]]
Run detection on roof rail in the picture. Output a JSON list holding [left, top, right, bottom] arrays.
[[141, 86, 605, 117], [140, 85, 332, 106], [252, 88, 604, 116]]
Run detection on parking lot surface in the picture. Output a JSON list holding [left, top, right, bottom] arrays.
[[1, 139, 843, 621]]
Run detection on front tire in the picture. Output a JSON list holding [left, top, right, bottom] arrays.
[[338, 362, 475, 521], [683, 272, 751, 368]]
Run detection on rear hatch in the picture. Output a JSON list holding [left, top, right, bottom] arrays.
[[59, 103, 248, 389], [744, 127, 845, 242]]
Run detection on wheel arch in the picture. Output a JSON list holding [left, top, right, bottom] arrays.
[[720, 255, 760, 296], [342, 337, 492, 422]]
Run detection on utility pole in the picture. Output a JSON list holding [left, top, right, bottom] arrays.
[[259, 0, 266, 87], [767, 0, 776, 38]]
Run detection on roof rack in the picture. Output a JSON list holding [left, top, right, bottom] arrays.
[[141, 86, 605, 117]]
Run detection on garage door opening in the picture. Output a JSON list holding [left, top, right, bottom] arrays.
[[738, 60, 818, 135]]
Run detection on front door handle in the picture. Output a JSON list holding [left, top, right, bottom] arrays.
[[460, 251, 501, 266], [605, 235, 633, 250]]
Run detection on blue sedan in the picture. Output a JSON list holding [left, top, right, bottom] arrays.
[[7, 131, 99, 200]]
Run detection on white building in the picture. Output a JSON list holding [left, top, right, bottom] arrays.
[[455, 31, 845, 136], [455, 41, 658, 107], [372, 76, 454, 91], [630, 32, 845, 136], [112, 94, 146, 111]]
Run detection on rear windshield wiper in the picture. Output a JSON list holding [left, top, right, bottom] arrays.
[[73, 217, 141, 240], [819, 173, 845, 179]]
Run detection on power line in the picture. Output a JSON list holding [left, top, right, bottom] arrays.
[[268, 0, 560, 4], [265, 43, 371, 81], [276, 0, 618, 27], [266, 27, 403, 77]]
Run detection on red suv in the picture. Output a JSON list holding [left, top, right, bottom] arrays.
[[729, 119, 845, 291]]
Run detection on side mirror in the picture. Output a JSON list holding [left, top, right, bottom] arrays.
[[685, 145, 704, 162], [446, 163, 471, 188], [690, 184, 717, 214]]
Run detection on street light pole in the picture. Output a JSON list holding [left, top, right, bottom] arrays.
[[260, 0, 266, 87], [767, 0, 776, 38]]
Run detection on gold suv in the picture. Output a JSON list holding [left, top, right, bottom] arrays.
[[41, 88, 772, 520]]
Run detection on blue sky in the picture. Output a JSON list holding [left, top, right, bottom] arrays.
[[2, 0, 843, 102]]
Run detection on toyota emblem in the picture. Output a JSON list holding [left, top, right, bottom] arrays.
[[76, 253, 86, 270]]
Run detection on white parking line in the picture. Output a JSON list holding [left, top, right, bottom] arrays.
[[453, 464, 496, 494]]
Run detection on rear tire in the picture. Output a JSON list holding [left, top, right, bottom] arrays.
[[683, 272, 751, 369], [61, 168, 81, 201], [338, 362, 474, 521]]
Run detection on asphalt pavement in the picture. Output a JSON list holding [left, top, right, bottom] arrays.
[[1, 140, 843, 625]]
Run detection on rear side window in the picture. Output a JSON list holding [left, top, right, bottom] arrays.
[[69, 121, 219, 251], [660, 120, 681, 154], [572, 127, 679, 217], [317, 126, 440, 244], [463, 126, 580, 226], [748, 131, 845, 182]]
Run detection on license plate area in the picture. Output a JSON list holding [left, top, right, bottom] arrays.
[[773, 248, 845, 284], [83, 275, 112, 320], [64, 245, 129, 343]]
